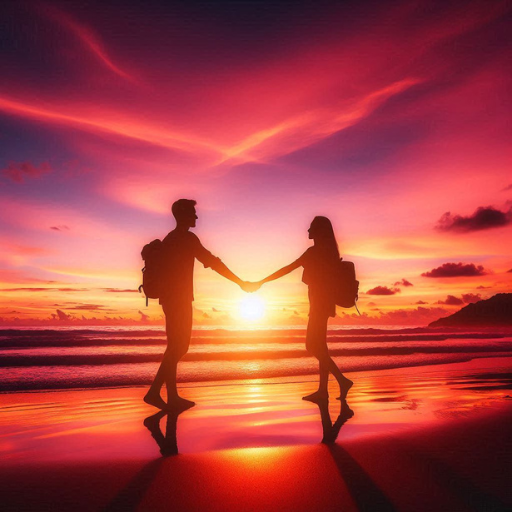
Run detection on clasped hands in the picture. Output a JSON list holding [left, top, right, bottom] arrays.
[[240, 280, 263, 293]]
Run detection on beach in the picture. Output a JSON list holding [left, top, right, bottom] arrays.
[[1, 355, 511, 511]]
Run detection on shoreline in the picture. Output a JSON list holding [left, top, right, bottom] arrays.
[[2, 352, 511, 394], [1, 356, 511, 511]]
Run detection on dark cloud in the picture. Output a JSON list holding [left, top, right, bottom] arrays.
[[422, 263, 487, 278], [436, 206, 512, 233], [394, 278, 413, 287], [102, 288, 137, 293], [415, 300, 428, 304], [50, 225, 70, 231], [0, 287, 88, 292], [68, 304, 108, 310], [52, 309, 72, 321], [477, 285, 491, 289], [507, 269, 512, 273], [502, 184, 512, 192], [437, 295, 464, 306], [462, 293, 481, 303], [2, 161, 51, 183], [367, 286, 400, 295]]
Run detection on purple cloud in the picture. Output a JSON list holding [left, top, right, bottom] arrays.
[[436, 206, 512, 232], [2, 161, 51, 183], [437, 295, 464, 305], [422, 263, 487, 278], [367, 286, 400, 295], [462, 293, 481, 303], [102, 288, 137, 293], [394, 278, 413, 287]]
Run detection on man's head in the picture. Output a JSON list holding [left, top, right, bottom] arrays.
[[172, 199, 198, 228]]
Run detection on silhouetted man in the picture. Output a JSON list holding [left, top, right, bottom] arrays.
[[144, 199, 246, 410]]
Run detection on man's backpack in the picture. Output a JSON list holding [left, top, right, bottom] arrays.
[[336, 258, 360, 314], [139, 239, 165, 306]]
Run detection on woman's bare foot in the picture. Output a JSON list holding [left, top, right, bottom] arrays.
[[168, 396, 196, 411], [143, 410, 167, 433], [302, 390, 328, 403], [336, 378, 353, 401], [144, 392, 168, 410]]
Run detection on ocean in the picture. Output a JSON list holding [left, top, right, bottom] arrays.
[[1, 326, 511, 392]]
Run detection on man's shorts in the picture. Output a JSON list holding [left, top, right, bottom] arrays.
[[162, 301, 193, 360]]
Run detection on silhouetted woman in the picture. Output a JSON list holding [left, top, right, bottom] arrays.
[[256, 216, 353, 402]]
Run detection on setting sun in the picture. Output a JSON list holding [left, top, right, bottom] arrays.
[[238, 295, 266, 321]]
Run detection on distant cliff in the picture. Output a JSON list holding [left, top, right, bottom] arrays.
[[429, 293, 512, 327]]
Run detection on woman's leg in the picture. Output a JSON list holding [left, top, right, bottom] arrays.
[[304, 312, 330, 400], [305, 310, 353, 400], [324, 356, 353, 400]]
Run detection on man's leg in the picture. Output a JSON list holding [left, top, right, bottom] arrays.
[[145, 302, 194, 409], [165, 302, 194, 407], [144, 347, 171, 409], [144, 303, 180, 409]]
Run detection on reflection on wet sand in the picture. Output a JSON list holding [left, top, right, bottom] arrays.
[[144, 402, 194, 456], [1, 358, 511, 511], [316, 399, 355, 444], [1, 357, 511, 463]]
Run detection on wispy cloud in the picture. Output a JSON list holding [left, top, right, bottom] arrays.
[[218, 79, 420, 165], [38, 4, 135, 83], [0, 95, 219, 156]]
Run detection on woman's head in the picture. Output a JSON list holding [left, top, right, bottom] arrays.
[[308, 216, 340, 257]]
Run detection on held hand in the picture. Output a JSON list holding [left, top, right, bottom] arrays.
[[241, 281, 262, 293]]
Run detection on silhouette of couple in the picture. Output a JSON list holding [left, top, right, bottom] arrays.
[[143, 199, 353, 411]]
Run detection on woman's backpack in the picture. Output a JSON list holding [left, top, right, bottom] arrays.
[[336, 258, 360, 313], [139, 239, 165, 306]]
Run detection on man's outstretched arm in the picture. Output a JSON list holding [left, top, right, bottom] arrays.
[[210, 259, 244, 287], [195, 239, 245, 288]]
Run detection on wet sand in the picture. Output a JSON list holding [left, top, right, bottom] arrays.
[[1, 357, 511, 511]]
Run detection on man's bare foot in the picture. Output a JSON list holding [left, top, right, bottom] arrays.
[[144, 392, 168, 410], [338, 400, 355, 420], [168, 396, 196, 411], [336, 378, 353, 401], [302, 390, 328, 403]]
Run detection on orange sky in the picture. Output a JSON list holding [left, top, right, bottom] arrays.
[[1, 0, 511, 326]]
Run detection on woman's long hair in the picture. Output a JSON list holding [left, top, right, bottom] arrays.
[[311, 216, 340, 261]]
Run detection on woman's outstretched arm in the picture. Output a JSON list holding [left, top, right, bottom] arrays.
[[260, 259, 302, 284], [241, 253, 306, 293]]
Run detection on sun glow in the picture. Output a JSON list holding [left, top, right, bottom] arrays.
[[238, 295, 265, 322]]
